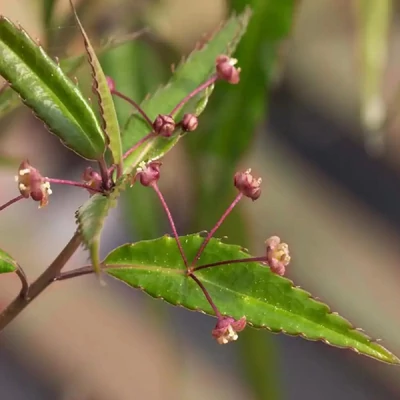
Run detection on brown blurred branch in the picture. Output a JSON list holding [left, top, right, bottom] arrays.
[[0, 231, 82, 332]]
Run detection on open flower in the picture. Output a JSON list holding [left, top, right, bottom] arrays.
[[212, 316, 247, 345], [234, 168, 262, 200], [265, 236, 291, 276], [216, 55, 241, 84], [15, 160, 52, 208], [134, 160, 162, 187]]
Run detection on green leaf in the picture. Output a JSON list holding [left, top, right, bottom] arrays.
[[76, 178, 128, 274], [70, 0, 123, 169], [105, 234, 399, 365], [0, 16, 105, 160], [0, 30, 148, 121], [0, 248, 18, 274], [121, 8, 252, 174]]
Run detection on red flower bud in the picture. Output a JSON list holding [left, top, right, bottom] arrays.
[[82, 167, 103, 195], [15, 160, 52, 208], [234, 169, 262, 201], [181, 113, 199, 132], [216, 55, 240, 84], [134, 160, 162, 187], [106, 76, 116, 92], [153, 114, 175, 137], [212, 316, 247, 345]]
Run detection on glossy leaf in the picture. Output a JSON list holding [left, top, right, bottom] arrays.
[[105, 234, 399, 364], [0, 16, 105, 160], [0, 30, 147, 121], [0, 248, 18, 274], [76, 178, 128, 274], [121, 8, 252, 174], [70, 0, 123, 168]]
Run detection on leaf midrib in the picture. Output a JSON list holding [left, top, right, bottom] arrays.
[[106, 262, 374, 350]]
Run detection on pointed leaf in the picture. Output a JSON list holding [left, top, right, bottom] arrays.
[[104, 234, 399, 365], [121, 8, 252, 174], [0, 16, 105, 160], [76, 178, 128, 273], [0, 30, 147, 121], [0, 248, 18, 274], [70, 0, 123, 169]]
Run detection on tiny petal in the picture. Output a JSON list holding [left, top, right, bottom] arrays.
[[212, 316, 246, 345], [181, 113, 199, 132], [234, 168, 262, 200], [216, 55, 241, 84], [265, 236, 290, 276], [134, 160, 162, 187], [106, 76, 116, 92], [153, 114, 175, 137], [82, 167, 103, 195]]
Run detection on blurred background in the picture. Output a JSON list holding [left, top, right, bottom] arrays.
[[0, 0, 400, 399]]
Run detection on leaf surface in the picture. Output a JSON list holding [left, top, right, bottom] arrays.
[[70, 0, 123, 168], [105, 234, 399, 364], [76, 178, 128, 273], [0, 248, 18, 274], [0, 16, 105, 160]]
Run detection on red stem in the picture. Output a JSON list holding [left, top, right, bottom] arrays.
[[193, 256, 267, 273], [0, 194, 24, 212], [109, 131, 155, 175], [169, 75, 218, 117], [152, 182, 188, 268], [191, 192, 243, 267], [46, 178, 103, 193], [112, 89, 154, 129], [189, 273, 221, 318]]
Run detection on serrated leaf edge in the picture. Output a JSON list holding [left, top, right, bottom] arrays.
[[104, 233, 399, 364]]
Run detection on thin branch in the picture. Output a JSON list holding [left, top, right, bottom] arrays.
[[152, 183, 188, 268], [191, 193, 243, 267], [189, 273, 221, 318], [0, 231, 82, 332], [0, 195, 24, 212], [108, 131, 155, 175], [46, 178, 103, 193], [15, 264, 29, 299], [112, 89, 153, 129], [193, 256, 267, 273], [169, 75, 218, 117], [55, 265, 93, 281]]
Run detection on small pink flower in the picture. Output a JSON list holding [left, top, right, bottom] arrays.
[[216, 55, 241, 84], [15, 160, 52, 208], [134, 160, 162, 187], [153, 114, 176, 137], [234, 168, 262, 201], [265, 236, 291, 276], [212, 316, 247, 345]]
